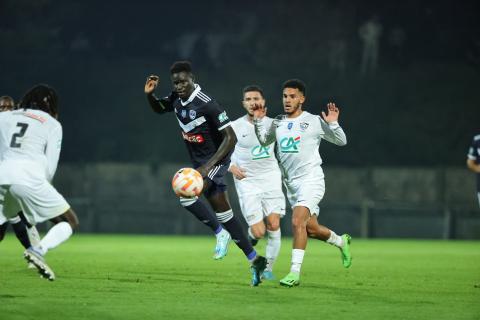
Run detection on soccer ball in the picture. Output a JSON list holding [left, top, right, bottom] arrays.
[[171, 168, 204, 197]]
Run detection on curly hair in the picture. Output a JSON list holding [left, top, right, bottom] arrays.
[[19, 84, 58, 117]]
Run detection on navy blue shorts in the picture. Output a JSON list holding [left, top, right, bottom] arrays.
[[202, 164, 228, 198]]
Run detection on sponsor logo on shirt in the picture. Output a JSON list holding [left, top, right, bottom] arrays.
[[218, 111, 229, 123], [181, 131, 205, 143], [189, 110, 196, 120], [181, 109, 187, 118], [287, 122, 293, 130], [280, 136, 300, 153], [251, 145, 271, 160]]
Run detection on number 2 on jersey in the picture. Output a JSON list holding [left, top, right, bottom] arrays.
[[10, 122, 29, 148]]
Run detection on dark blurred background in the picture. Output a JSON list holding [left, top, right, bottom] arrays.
[[1, 0, 479, 237]]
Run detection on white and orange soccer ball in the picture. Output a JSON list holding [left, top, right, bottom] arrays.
[[171, 168, 204, 197]]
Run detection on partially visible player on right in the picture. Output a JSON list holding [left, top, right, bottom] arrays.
[[467, 133, 480, 208], [229, 85, 285, 280]]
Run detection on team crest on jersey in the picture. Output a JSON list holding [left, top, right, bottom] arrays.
[[287, 122, 293, 130], [251, 145, 271, 160], [218, 111, 229, 123], [181, 109, 187, 118], [299, 122, 309, 131], [189, 110, 196, 120], [280, 136, 300, 153]]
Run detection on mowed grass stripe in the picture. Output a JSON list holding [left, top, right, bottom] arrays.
[[0, 235, 479, 320]]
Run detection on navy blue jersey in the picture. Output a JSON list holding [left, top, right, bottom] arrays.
[[468, 134, 480, 191], [147, 84, 233, 168]]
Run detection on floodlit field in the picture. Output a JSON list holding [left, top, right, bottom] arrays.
[[0, 235, 479, 320]]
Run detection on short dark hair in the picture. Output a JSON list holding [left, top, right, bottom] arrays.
[[170, 60, 193, 74], [242, 85, 264, 98], [19, 84, 58, 117], [282, 79, 306, 95]]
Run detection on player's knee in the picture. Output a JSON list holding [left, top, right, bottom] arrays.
[[250, 225, 265, 239], [180, 196, 198, 207], [266, 219, 280, 231], [291, 216, 306, 230], [306, 227, 316, 238]]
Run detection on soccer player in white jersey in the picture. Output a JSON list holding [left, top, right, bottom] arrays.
[[253, 79, 352, 287], [0, 84, 79, 281], [229, 85, 286, 280], [0, 96, 41, 252]]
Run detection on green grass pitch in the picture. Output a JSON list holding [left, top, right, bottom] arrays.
[[0, 235, 479, 320]]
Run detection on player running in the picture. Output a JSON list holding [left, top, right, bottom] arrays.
[[253, 79, 352, 287], [0, 85, 80, 281], [144, 61, 267, 286], [229, 85, 285, 280]]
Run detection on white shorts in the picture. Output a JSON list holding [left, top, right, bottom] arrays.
[[234, 174, 285, 226], [284, 176, 325, 216], [238, 190, 286, 226], [1, 182, 70, 225], [0, 187, 22, 225]]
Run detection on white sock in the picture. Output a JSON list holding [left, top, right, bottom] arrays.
[[36, 222, 73, 255], [326, 230, 344, 248], [27, 226, 41, 247], [290, 249, 305, 274], [265, 229, 281, 272]]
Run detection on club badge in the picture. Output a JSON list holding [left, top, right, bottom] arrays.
[[300, 122, 309, 131]]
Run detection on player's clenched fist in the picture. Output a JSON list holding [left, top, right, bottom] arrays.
[[144, 75, 159, 94], [252, 103, 266, 120]]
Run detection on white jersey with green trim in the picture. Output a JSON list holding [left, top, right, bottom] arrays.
[[231, 115, 281, 180], [254, 111, 346, 182], [0, 109, 62, 184]]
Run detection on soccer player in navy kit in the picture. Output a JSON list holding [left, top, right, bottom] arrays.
[[144, 61, 267, 286], [467, 134, 480, 208]]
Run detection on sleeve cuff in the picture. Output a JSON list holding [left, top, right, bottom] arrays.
[[218, 122, 232, 131], [328, 121, 340, 128]]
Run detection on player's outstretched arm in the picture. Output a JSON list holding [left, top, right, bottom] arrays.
[[320, 102, 347, 146], [144, 75, 174, 114], [197, 126, 237, 177]]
